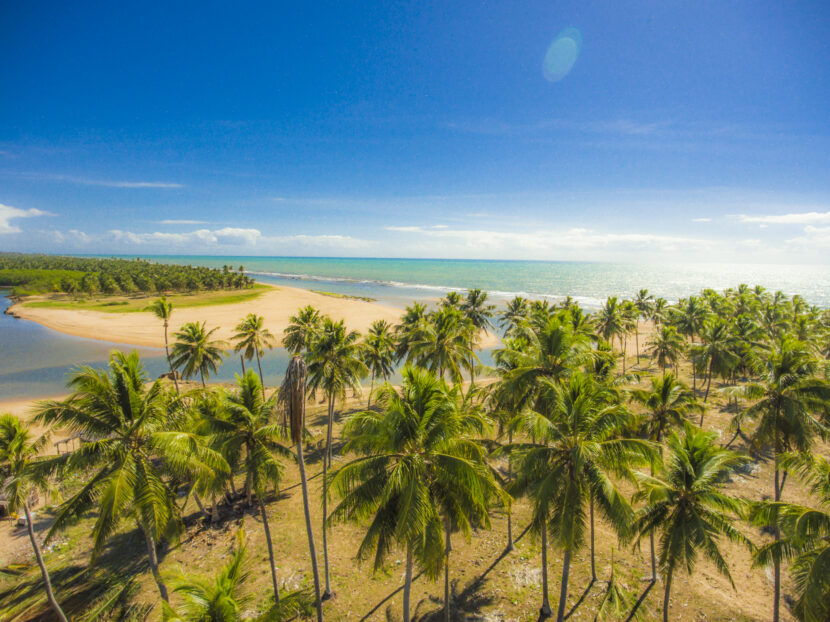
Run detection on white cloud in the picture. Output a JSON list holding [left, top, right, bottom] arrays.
[[384, 225, 709, 253], [787, 225, 830, 249], [158, 219, 209, 225], [107, 227, 263, 246], [736, 211, 830, 225], [0, 203, 51, 234], [10, 172, 183, 188], [691, 217, 712, 223]]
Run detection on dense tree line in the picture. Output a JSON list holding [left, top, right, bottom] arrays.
[[0, 253, 253, 296], [2, 284, 829, 621]]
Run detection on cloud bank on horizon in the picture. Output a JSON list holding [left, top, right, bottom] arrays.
[[1, 2, 829, 263]]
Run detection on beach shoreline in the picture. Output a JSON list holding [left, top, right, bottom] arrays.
[[7, 282, 490, 349]]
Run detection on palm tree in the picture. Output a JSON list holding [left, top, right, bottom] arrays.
[[163, 528, 252, 621], [199, 370, 290, 605], [306, 317, 367, 598], [510, 373, 651, 620], [0, 414, 68, 622], [596, 297, 625, 357], [501, 295, 530, 338], [631, 423, 751, 622], [646, 325, 685, 373], [750, 452, 830, 622], [652, 298, 669, 327], [633, 289, 654, 364], [694, 319, 739, 406], [673, 295, 709, 392], [35, 351, 228, 603], [461, 288, 495, 382], [232, 313, 277, 391], [280, 356, 323, 622], [149, 296, 180, 393], [330, 366, 503, 622], [408, 306, 477, 383], [171, 321, 227, 387], [629, 371, 702, 580], [361, 319, 396, 408], [283, 306, 322, 355], [732, 339, 830, 622], [497, 316, 593, 411], [394, 302, 428, 362]]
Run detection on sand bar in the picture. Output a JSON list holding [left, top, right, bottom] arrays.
[[7, 284, 500, 350]]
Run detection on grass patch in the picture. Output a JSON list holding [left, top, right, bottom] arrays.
[[20, 284, 273, 313], [311, 290, 376, 303]]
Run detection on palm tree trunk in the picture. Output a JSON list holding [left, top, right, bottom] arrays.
[[444, 517, 452, 622], [200, 368, 206, 388], [139, 522, 169, 603], [649, 532, 657, 582], [23, 504, 68, 622], [403, 543, 414, 622], [772, 416, 781, 622], [164, 322, 180, 394], [211, 492, 220, 524], [256, 350, 266, 397], [322, 394, 334, 599], [540, 526, 552, 617], [635, 321, 640, 364], [368, 371, 375, 409], [326, 395, 335, 469], [589, 495, 596, 582], [506, 431, 514, 552], [296, 439, 323, 622], [259, 496, 281, 605], [240, 355, 246, 374], [662, 567, 673, 622], [703, 361, 713, 404], [555, 549, 571, 622]]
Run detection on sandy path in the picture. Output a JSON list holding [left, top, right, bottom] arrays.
[[8, 284, 499, 350]]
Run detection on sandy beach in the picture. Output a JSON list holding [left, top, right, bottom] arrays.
[[6, 283, 501, 351]]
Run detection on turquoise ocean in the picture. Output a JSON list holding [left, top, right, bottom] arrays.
[[2, 258, 827, 400]]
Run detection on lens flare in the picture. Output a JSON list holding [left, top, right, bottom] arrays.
[[543, 27, 582, 82]]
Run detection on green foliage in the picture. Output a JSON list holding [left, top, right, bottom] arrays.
[[0, 253, 254, 296]]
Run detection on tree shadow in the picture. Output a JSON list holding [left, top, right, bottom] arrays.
[[624, 579, 655, 622], [359, 522, 532, 622], [563, 579, 595, 620]]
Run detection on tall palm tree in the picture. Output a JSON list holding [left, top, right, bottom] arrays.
[[732, 340, 830, 622], [171, 321, 227, 387], [672, 296, 709, 392], [361, 319, 396, 408], [199, 371, 290, 606], [633, 289, 654, 365], [596, 297, 625, 357], [631, 423, 751, 622], [646, 325, 685, 373], [35, 351, 228, 603], [149, 296, 180, 393], [306, 317, 367, 598], [501, 295, 530, 338], [231, 313, 277, 391], [693, 319, 739, 407], [0, 414, 68, 622], [750, 452, 830, 622], [280, 356, 323, 622], [283, 306, 322, 355], [497, 316, 593, 411], [392, 302, 427, 362], [461, 288, 495, 382], [629, 371, 703, 580], [330, 367, 503, 622], [408, 306, 477, 384], [510, 373, 652, 620]]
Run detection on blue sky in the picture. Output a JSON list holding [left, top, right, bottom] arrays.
[[1, 1, 829, 262]]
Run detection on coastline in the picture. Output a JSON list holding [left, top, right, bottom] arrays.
[[6, 283, 417, 349]]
